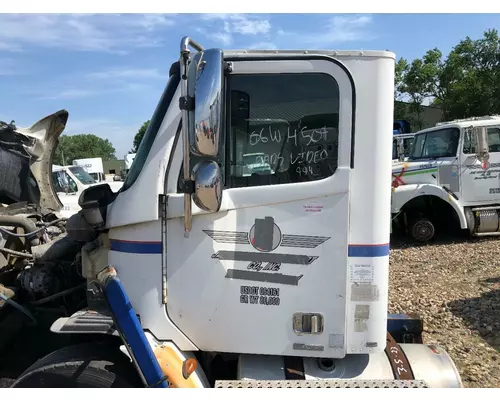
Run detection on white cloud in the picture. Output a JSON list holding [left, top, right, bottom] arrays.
[[197, 13, 271, 45], [0, 58, 28, 75], [199, 14, 233, 21], [34, 80, 157, 101], [248, 42, 278, 50], [324, 15, 373, 42], [0, 42, 22, 52], [65, 118, 129, 134], [86, 68, 165, 81], [131, 14, 176, 30], [28, 65, 167, 101], [211, 32, 233, 46], [37, 89, 99, 100], [0, 14, 177, 54], [230, 15, 270, 35], [278, 15, 375, 47]]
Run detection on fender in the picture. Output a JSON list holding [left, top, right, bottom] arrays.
[[119, 332, 210, 388], [391, 183, 467, 229]]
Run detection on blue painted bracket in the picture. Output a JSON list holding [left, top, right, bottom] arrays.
[[97, 266, 168, 388]]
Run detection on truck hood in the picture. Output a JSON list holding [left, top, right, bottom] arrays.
[[0, 110, 68, 212]]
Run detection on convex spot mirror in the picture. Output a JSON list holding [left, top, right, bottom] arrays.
[[187, 48, 224, 158], [191, 161, 222, 212]]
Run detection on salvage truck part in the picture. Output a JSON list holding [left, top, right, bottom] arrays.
[[391, 117, 500, 242], [3, 36, 462, 388]]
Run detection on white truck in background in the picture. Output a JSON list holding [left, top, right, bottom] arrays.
[[72, 157, 105, 183], [124, 153, 136, 170], [391, 115, 500, 242], [113, 153, 136, 182], [52, 164, 123, 218]]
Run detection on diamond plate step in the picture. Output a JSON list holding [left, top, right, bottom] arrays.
[[215, 379, 429, 388]]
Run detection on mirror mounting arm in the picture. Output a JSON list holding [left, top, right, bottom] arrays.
[[179, 96, 195, 111], [179, 37, 205, 238], [181, 180, 195, 195]]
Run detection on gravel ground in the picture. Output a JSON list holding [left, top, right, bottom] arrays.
[[389, 236, 500, 388]]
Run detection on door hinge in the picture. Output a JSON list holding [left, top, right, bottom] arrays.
[[158, 194, 167, 218]]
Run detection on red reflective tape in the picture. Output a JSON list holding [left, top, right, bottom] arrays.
[[392, 167, 406, 188]]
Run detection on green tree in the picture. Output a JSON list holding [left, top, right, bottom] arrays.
[[397, 29, 500, 123], [437, 29, 500, 119], [394, 57, 412, 123], [131, 120, 150, 153], [54, 134, 117, 165], [397, 49, 443, 130]]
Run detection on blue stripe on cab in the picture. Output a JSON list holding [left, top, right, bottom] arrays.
[[110, 239, 162, 254], [348, 243, 390, 258], [109, 239, 389, 258]]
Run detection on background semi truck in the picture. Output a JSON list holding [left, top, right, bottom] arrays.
[[393, 119, 411, 135], [52, 164, 124, 218], [391, 116, 500, 242], [72, 157, 105, 183], [121, 153, 136, 180], [0, 37, 462, 388]]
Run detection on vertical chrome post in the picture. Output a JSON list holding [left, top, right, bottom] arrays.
[[179, 37, 204, 238]]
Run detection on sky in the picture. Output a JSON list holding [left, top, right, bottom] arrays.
[[0, 13, 499, 158]]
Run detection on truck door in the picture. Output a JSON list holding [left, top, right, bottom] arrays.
[[167, 57, 353, 358], [460, 125, 500, 203]]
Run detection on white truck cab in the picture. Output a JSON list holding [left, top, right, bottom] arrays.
[[11, 38, 461, 388], [52, 164, 123, 217], [391, 115, 500, 241], [73, 157, 106, 183], [98, 45, 395, 361]]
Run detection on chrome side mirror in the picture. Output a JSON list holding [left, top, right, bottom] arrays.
[[474, 126, 489, 163], [188, 49, 224, 157], [179, 37, 224, 237], [191, 161, 222, 212]]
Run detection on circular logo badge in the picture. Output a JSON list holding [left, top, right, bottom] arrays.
[[248, 218, 282, 252]]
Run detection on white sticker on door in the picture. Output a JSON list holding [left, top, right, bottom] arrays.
[[350, 264, 374, 283]]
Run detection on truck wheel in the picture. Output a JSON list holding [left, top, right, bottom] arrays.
[[408, 217, 435, 242], [10, 342, 142, 388]]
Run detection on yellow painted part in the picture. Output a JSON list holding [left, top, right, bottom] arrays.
[[153, 345, 202, 388]]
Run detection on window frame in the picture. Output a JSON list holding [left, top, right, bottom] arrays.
[[173, 55, 356, 196], [223, 71, 344, 190], [408, 127, 461, 161], [463, 125, 500, 155], [121, 62, 181, 193], [52, 170, 77, 193]]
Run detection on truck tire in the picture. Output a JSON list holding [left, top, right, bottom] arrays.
[[408, 216, 435, 242], [10, 342, 142, 388]]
